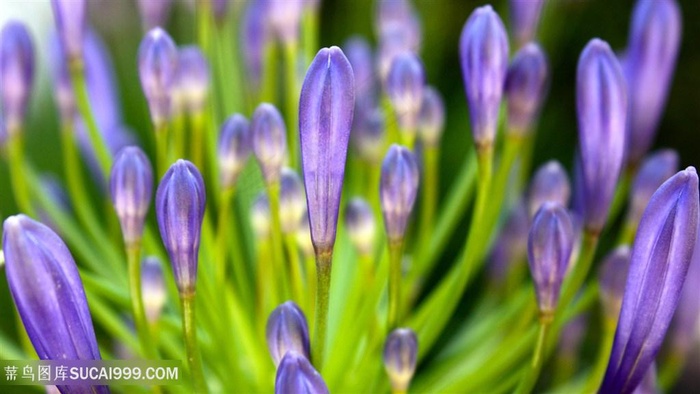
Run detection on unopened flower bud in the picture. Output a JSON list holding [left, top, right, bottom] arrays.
[[598, 246, 631, 321], [252, 103, 287, 185], [280, 168, 306, 234], [138, 28, 178, 125], [505, 42, 548, 135], [218, 114, 252, 190], [251, 192, 271, 239], [173, 46, 209, 114], [1, 21, 34, 132], [266, 301, 311, 367], [383, 328, 418, 393], [528, 160, 571, 219], [386, 52, 425, 136], [141, 256, 167, 324], [380, 145, 420, 243], [275, 351, 329, 394], [417, 86, 445, 148], [344, 198, 376, 257], [110, 146, 153, 246]]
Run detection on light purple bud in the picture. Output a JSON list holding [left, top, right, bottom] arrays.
[[138, 28, 178, 125], [280, 168, 306, 234], [218, 114, 251, 189], [267, 0, 304, 45], [417, 86, 445, 147], [509, 0, 545, 47], [49, 36, 75, 122], [386, 52, 425, 134], [489, 200, 529, 284], [110, 146, 153, 245], [241, 0, 270, 93], [628, 149, 679, 230], [266, 301, 311, 367], [380, 145, 420, 243], [375, 0, 421, 54], [345, 197, 376, 257], [252, 103, 288, 185], [601, 167, 699, 394], [623, 0, 681, 165], [528, 160, 571, 219], [383, 328, 418, 392], [576, 39, 627, 233], [51, 0, 87, 60], [251, 192, 271, 239], [527, 202, 575, 318], [156, 160, 206, 295], [598, 246, 632, 321], [352, 108, 385, 163], [141, 256, 167, 324], [137, 0, 172, 31], [344, 36, 375, 106], [299, 46, 355, 253], [459, 5, 509, 148], [275, 351, 329, 394], [173, 46, 209, 114], [505, 42, 548, 134], [1, 22, 34, 132]]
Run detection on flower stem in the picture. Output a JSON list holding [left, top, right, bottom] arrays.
[[190, 112, 205, 173], [155, 121, 170, 177], [127, 242, 159, 360], [515, 320, 551, 394], [313, 250, 333, 369], [388, 239, 404, 330], [283, 42, 300, 168], [582, 317, 616, 393], [7, 130, 33, 215], [285, 234, 305, 306], [418, 146, 438, 263], [181, 293, 208, 393], [268, 181, 290, 300]]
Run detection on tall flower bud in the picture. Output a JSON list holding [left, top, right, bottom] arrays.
[[275, 351, 329, 394], [344, 197, 377, 258], [627, 149, 679, 232], [459, 5, 509, 149], [141, 256, 167, 324], [299, 46, 355, 254], [386, 52, 425, 138], [156, 160, 206, 295], [110, 146, 153, 246], [251, 192, 271, 240], [509, 0, 545, 47], [383, 328, 418, 393], [576, 39, 627, 233], [489, 200, 529, 284], [417, 86, 445, 148], [528, 202, 575, 320], [527, 160, 571, 219], [266, 301, 311, 367], [280, 168, 306, 234], [138, 28, 178, 126], [1, 21, 34, 132], [598, 246, 632, 321], [352, 108, 385, 163], [218, 114, 252, 190], [344, 36, 375, 107], [137, 0, 172, 31], [505, 42, 548, 135], [601, 167, 699, 394], [252, 103, 288, 185], [173, 46, 209, 115], [266, 0, 304, 45], [380, 145, 420, 244], [51, 0, 86, 61]]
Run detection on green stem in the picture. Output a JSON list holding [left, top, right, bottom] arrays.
[[7, 131, 33, 215], [418, 146, 438, 263], [190, 112, 205, 173], [515, 321, 551, 394], [313, 250, 333, 369], [261, 43, 278, 104], [285, 234, 305, 305], [155, 121, 170, 178], [127, 243, 159, 360], [181, 293, 208, 393], [283, 42, 299, 168], [557, 230, 600, 321], [387, 239, 404, 330], [268, 182, 290, 299], [583, 317, 617, 393]]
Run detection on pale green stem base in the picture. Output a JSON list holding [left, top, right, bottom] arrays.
[[181, 293, 208, 393], [313, 251, 333, 369], [387, 239, 404, 330], [127, 243, 159, 360]]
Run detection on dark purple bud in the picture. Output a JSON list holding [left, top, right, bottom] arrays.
[[667, 229, 700, 355], [509, 0, 545, 47], [417, 86, 445, 148], [266, 301, 311, 367], [1, 21, 34, 131], [138, 28, 178, 125], [505, 42, 548, 135], [241, 0, 270, 93], [628, 149, 679, 231], [110, 146, 153, 245], [598, 246, 632, 321], [345, 197, 376, 257], [141, 256, 167, 324], [218, 114, 252, 190], [380, 145, 420, 243], [156, 160, 206, 296], [601, 167, 699, 394], [459, 5, 509, 148], [623, 0, 681, 165], [489, 200, 529, 284], [528, 160, 571, 219], [137, 0, 172, 31], [387, 52, 425, 135], [299, 46, 355, 253], [383, 328, 418, 392], [267, 0, 304, 45], [352, 108, 385, 163], [576, 39, 627, 233], [344, 36, 376, 107], [527, 202, 575, 319], [252, 103, 288, 185], [173, 46, 209, 114], [251, 192, 271, 239], [275, 351, 329, 394], [280, 168, 306, 234], [51, 0, 87, 60]]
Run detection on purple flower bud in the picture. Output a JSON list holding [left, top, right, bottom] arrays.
[[344, 36, 375, 107], [267, 0, 304, 45], [51, 0, 87, 60], [266, 301, 311, 367], [141, 256, 167, 324], [576, 39, 627, 233], [251, 192, 271, 239], [383, 328, 418, 392], [489, 200, 529, 284], [173, 46, 209, 114], [352, 108, 385, 163], [345, 197, 376, 257], [218, 114, 251, 190], [110, 146, 153, 245], [505, 42, 548, 134], [137, 0, 172, 31], [1, 21, 34, 132], [138, 28, 178, 125], [387, 52, 425, 135], [459, 5, 509, 148], [375, 0, 421, 55], [601, 167, 699, 394], [280, 168, 306, 234], [380, 145, 420, 243], [598, 246, 631, 321], [509, 0, 545, 47], [49, 36, 75, 122], [3, 215, 106, 392], [628, 149, 679, 232], [668, 229, 700, 354], [623, 0, 681, 165], [528, 160, 571, 219], [252, 103, 288, 185], [299, 46, 355, 253], [241, 0, 270, 93], [156, 160, 206, 295], [275, 351, 329, 394], [417, 86, 445, 147], [527, 202, 575, 319]]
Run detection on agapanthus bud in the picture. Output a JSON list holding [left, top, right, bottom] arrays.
[[345, 197, 376, 257], [156, 160, 206, 295], [489, 200, 529, 283], [252, 103, 288, 185], [633, 362, 659, 394], [598, 246, 631, 321], [459, 5, 509, 148], [668, 229, 700, 353], [251, 192, 271, 239], [623, 0, 681, 165], [386, 52, 425, 135], [576, 39, 627, 233], [267, 0, 304, 45], [1, 21, 34, 132], [266, 301, 311, 367], [383, 328, 418, 393], [3, 216, 105, 388], [528, 160, 571, 219], [375, 0, 421, 57], [344, 36, 375, 107], [505, 42, 548, 134], [352, 108, 385, 163], [627, 149, 679, 231], [280, 168, 306, 234], [241, 0, 269, 93], [299, 46, 355, 253], [380, 145, 420, 243], [110, 146, 153, 245], [509, 0, 545, 47], [137, 0, 172, 31], [417, 86, 445, 148], [275, 351, 329, 394], [173, 46, 209, 114], [601, 167, 699, 394], [141, 256, 167, 324], [218, 114, 251, 190], [138, 27, 178, 125], [51, 0, 86, 61], [528, 202, 575, 319]]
